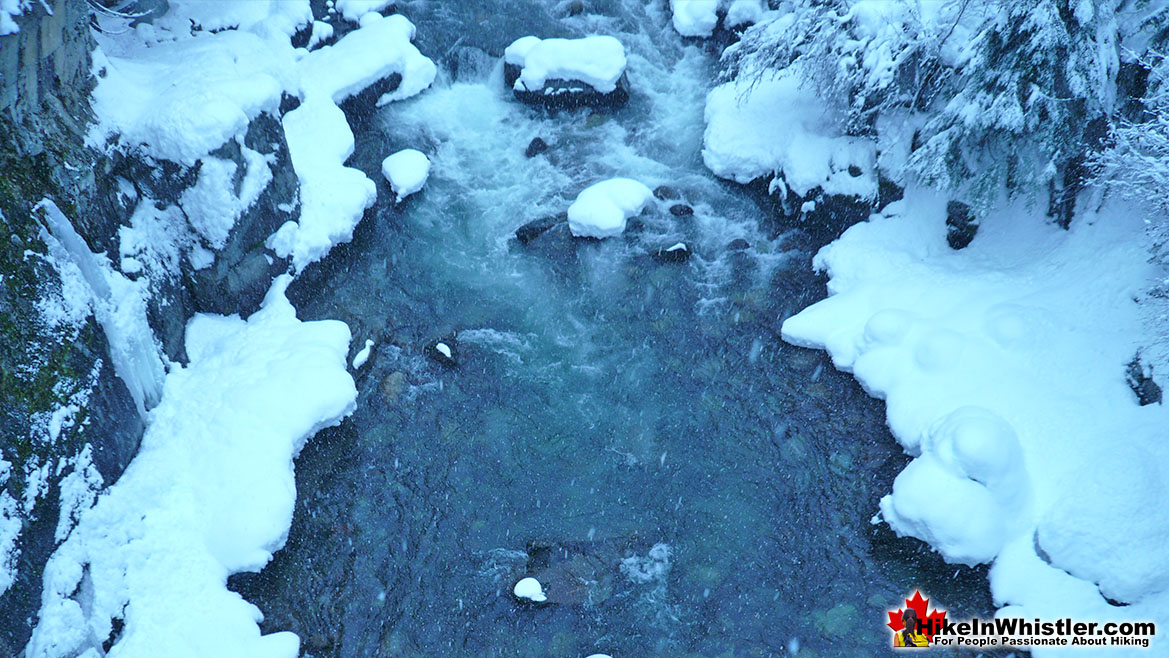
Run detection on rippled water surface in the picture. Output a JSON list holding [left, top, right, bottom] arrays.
[[233, 2, 1000, 656]]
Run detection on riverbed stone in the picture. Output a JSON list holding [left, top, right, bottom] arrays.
[[516, 214, 563, 244], [525, 137, 548, 157]]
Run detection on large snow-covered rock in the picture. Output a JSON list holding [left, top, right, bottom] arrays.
[[503, 36, 631, 109], [567, 178, 653, 239], [381, 148, 430, 202]]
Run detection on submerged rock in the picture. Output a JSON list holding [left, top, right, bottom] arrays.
[[653, 184, 680, 201], [381, 371, 407, 403], [727, 238, 751, 251], [516, 213, 564, 244], [669, 203, 694, 217]]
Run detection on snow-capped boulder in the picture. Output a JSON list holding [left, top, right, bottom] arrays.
[[381, 149, 430, 203], [513, 577, 548, 602], [424, 336, 458, 367], [651, 242, 691, 263], [567, 178, 653, 239], [503, 36, 631, 109]]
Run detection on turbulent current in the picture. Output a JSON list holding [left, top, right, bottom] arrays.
[[231, 2, 996, 655]]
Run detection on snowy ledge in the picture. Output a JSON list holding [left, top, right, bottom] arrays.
[[781, 189, 1169, 654], [25, 277, 357, 658]]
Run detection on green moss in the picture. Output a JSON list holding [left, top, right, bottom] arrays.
[[0, 115, 97, 464]]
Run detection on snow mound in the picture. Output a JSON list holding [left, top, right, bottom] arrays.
[[381, 148, 430, 202], [703, 70, 875, 198], [505, 35, 627, 94], [25, 276, 357, 658], [782, 190, 1169, 651], [670, 0, 719, 37], [567, 178, 653, 239]]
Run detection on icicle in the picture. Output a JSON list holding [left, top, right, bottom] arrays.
[[36, 199, 165, 415]]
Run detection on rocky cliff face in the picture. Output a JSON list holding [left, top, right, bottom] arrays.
[[0, 2, 298, 651]]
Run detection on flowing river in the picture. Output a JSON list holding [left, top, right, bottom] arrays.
[[232, 2, 1000, 656]]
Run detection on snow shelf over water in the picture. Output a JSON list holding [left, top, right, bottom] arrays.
[[783, 189, 1169, 655]]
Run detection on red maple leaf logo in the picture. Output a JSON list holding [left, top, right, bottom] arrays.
[[887, 590, 947, 641]]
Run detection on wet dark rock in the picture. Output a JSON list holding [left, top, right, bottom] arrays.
[[425, 336, 459, 368], [653, 185, 679, 201], [847, 165, 863, 177], [876, 176, 903, 212], [516, 214, 564, 244], [187, 112, 299, 319], [669, 203, 693, 217], [524, 137, 548, 158], [727, 238, 751, 251], [565, 0, 586, 16], [504, 62, 631, 111], [1126, 353, 1162, 406], [945, 201, 978, 250], [340, 72, 402, 129], [651, 242, 691, 263]]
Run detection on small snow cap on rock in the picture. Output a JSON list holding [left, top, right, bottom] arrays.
[[652, 242, 691, 263], [381, 149, 430, 203], [352, 339, 375, 369], [513, 576, 547, 602], [567, 178, 653, 239], [424, 336, 458, 367]]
